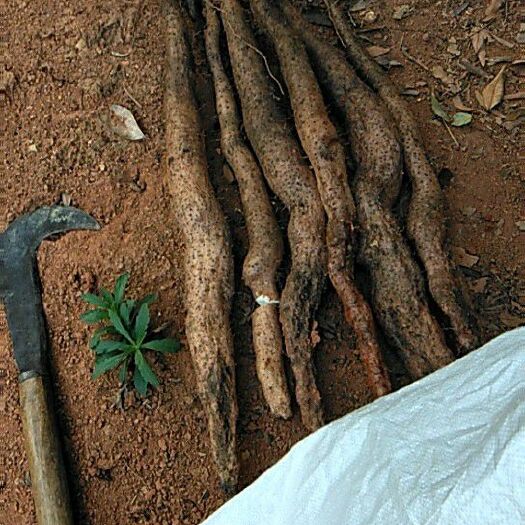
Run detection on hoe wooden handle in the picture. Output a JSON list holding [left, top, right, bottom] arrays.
[[19, 373, 73, 525]]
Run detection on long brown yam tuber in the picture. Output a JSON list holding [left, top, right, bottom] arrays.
[[252, 0, 391, 396], [204, 3, 292, 419], [283, 2, 455, 377], [164, 1, 238, 492], [221, 0, 327, 431], [283, 2, 453, 378], [325, 1, 478, 355]]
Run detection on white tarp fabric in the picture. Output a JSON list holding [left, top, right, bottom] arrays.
[[202, 327, 525, 525]]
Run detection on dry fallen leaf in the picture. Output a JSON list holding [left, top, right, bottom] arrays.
[[452, 95, 472, 111], [511, 59, 525, 77], [447, 37, 461, 56], [483, 0, 503, 22], [471, 29, 490, 66], [393, 4, 413, 20], [453, 1, 469, 17], [505, 91, 525, 101], [451, 247, 480, 268], [478, 49, 487, 67], [486, 56, 513, 66], [366, 45, 391, 58], [108, 104, 145, 140], [471, 277, 488, 294], [432, 65, 454, 87], [375, 56, 403, 68], [477, 66, 506, 111], [517, 23, 525, 45], [491, 33, 515, 49], [471, 30, 489, 53], [348, 0, 373, 12], [506, 108, 525, 120]]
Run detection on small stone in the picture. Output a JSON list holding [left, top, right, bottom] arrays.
[[451, 246, 479, 268], [363, 10, 378, 23], [28, 143, 37, 152], [75, 37, 87, 51]]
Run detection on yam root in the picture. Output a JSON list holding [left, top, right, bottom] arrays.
[[164, 1, 238, 492], [252, 0, 391, 397], [283, 3, 455, 377], [325, 1, 478, 355], [221, 0, 327, 431], [204, 3, 291, 419]]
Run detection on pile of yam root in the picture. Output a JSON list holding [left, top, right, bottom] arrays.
[[164, 0, 478, 492]]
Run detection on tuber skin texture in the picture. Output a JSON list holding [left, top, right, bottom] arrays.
[[283, 2, 455, 377], [324, 1, 478, 355], [164, 0, 238, 493], [221, 0, 328, 431], [252, 0, 391, 397], [204, 3, 292, 419]]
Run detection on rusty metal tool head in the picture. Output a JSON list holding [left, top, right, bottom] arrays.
[[0, 205, 99, 525], [0, 205, 99, 376]]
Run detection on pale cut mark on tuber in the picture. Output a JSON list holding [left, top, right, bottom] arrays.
[[253, 0, 391, 397], [204, 3, 292, 419], [221, 0, 327, 431], [325, 0, 478, 355], [283, 1, 454, 378], [164, 0, 238, 492]]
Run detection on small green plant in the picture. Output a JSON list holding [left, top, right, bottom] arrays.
[[80, 273, 180, 396]]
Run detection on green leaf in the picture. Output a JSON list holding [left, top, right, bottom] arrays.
[[134, 351, 159, 387], [451, 112, 473, 127], [118, 360, 129, 385], [81, 293, 108, 308], [90, 326, 110, 349], [142, 338, 180, 353], [133, 366, 148, 396], [431, 93, 451, 123], [114, 273, 129, 304], [137, 294, 157, 309], [90, 326, 120, 349], [81, 309, 109, 325], [100, 287, 114, 306], [134, 303, 150, 343], [108, 309, 134, 344], [94, 340, 130, 354], [119, 302, 131, 327], [126, 299, 137, 311], [92, 353, 127, 379]]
